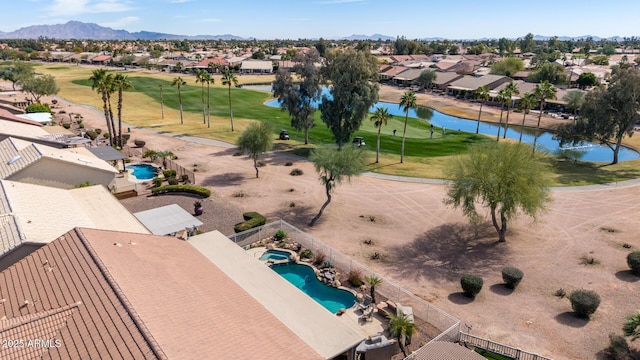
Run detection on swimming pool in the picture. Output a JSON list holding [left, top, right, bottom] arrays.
[[271, 263, 356, 314], [259, 249, 292, 262], [126, 163, 158, 181]]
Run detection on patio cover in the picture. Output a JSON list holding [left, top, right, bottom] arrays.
[[133, 204, 203, 235], [88, 146, 127, 162]]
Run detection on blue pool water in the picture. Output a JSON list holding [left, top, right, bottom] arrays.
[[126, 164, 158, 180], [259, 249, 292, 261], [254, 85, 640, 163], [271, 264, 356, 314]]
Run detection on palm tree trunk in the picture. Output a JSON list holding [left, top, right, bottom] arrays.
[[228, 85, 234, 131], [533, 103, 544, 154], [106, 92, 116, 147], [376, 125, 381, 163], [503, 103, 511, 139], [401, 113, 408, 163], [201, 84, 206, 124], [496, 106, 504, 141], [519, 111, 527, 143], [160, 87, 164, 119], [207, 83, 211, 128], [309, 181, 332, 226], [179, 90, 184, 124], [476, 101, 483, 134], [101, 93, 113, 147], [304, 127, 309, 145], [117, 90, 123, 148]]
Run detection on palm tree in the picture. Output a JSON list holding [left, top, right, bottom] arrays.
[[502, 82, 520, 139], [364, 274, 382, 304], [171, 76, 187, 124], [518, 93, 537, 143], [204, 72, 214, 128], [399, 91, 417, 163], [370, 107, 391, 164], [89, 69, 113, 146], [475, 86, 490, 134], [562, 90, 585, 122], [495, 89, 508, 141], [388, 312, 416, 358], [159, 84, 164, 119], [105, 72, 116, 146], [533, 81, 557, 153], [113, 73, 132, 148], [156, 150, 174, 169], [195, 69, 207, 124], [222, 70, 239, 131]]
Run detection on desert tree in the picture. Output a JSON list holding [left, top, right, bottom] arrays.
[[445, 142, 551, 242], [415, 69, 436, 90], [236, 122, 274, 178], [22, 74, 59, 104], [370, 107, 391, 164], [319, 48, 379, 149], [399, 91, 417, 163], [171, 76, 187, 124], [222, 69, 239, 131], [272, 49, 322, 144], [309, 145, 366, 226]]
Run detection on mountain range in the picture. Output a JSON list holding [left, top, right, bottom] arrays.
[[0, 21, 626, 42]]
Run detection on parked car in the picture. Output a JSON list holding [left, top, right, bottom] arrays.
[[279, 129, 290, 140], [353, 136, 365, 147]]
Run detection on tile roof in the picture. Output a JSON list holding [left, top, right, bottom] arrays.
[[448, 75, 510, 91], [0, 228, 164, 359]]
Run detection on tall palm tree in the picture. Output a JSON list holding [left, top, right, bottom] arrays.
[[495, 89, 508, 141], [89, 69, 113, 146], [204, 72, 213, 128], [171, 76, 187, 124], [518, 93, 537, 143], [222, 70, 239, 131], [370, 107, 391, 164], [113, 73, 132, 148], [388, 312, 416, 358], [195, 69, 207, 124], [105, 72, 116, 146], [562, 90, 585, 123], [399, 91, 417, 163], [533, 81, 557, 153], [475, 86, 490, 134], [502, 82, 520, 139], [159, 84, 164, 119]]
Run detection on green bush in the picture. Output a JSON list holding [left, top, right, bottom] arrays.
[[163, 169, 177, 178], [348, 269, 364, 287], [606, 333, 632, 360], [501, 266, 524, 289], [152, 177, 163, 187], [233, 212, 266, 233], [103, 132, 109, 139], [134, 139, 145, 147], [95, 128, 102, 134], [26, 103, 51, 113], [460, 274, 483, 298], [274, 230, 286, 241], [569, 289, 601, 318], [151, 185, 211, 198], [627, 251, 640, 275], [167, 176, 179, 185], [300, 249, 313, 259], [85, 130, 97, 140], [62, 123, 71, 129]]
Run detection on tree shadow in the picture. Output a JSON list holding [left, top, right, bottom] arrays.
[[554, 312, 590, 328], [209, 147, 240, 157], [200, 172, 247, 187], [265, 205, 318, 230], [385, 222, 509, 282], [447, 292, 475, 305], [615, 270, 640, 283], [489, 283, 514, 296]]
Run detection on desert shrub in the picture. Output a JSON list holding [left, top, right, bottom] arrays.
[[501, 266, 524, 289], [569, 289, 601, 318], [26, 103, 51, 113], [233, 212, 266, 233], [232, 191, 245, 198], [273, 230, 286, 241], [152, 177, 163, 187], [300, 249, 313, 259], [605, 333, 632, 360], [348, 269, 364, 287], [181, 174, 190, 182], [122, 134, 131, 141], [580, 254, 600, 265], [460, 274, 483, 298], [167, 177, 179, 185], [284, 161, 293, 166], [313, 251, 326, 266], [95, 128, 102, 134], [151, 185, 211, 198], [627, 251, 640, 275], [78, 123, 84, 128], [62, 123, 71, 129], [162, 169, 177, 178], [134, 139, 145, 147], [257, 161, 265, 167], [554, 288, 566, 298], [290, 168, 304, 176], [103, 132, 109, 139], [85, 130, 97, 140]]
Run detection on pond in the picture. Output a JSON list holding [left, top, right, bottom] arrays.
[[245, 85, 640, 163]]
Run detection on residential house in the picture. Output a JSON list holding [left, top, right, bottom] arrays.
[[393, 68, 424, 87], [241, 60, 273, 74], [379, 65, 410, 81], [447, 74, 511, 97], [432, 72, 464, 91]]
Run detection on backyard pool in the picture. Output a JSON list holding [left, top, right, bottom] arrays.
[[259, 249, 292, 262], [126, 163, 158, 181], [271, 263, 356, 314]]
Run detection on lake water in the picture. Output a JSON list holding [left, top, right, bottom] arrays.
[[245, 85, 640, 163]]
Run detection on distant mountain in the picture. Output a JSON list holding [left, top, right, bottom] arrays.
[[532, 34, 624, 42], [340, 34, 395, 41], [0, 21, 247, 40]]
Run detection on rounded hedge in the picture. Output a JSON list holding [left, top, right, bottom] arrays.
[[502, 266, 524, 289], [627, 251, 640, 275], [151, 185, 211, 198], [569, 289, 601, 318], [460, 274, 483, 298]]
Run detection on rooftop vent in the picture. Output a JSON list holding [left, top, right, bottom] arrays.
[[7, 155, 21, 165]]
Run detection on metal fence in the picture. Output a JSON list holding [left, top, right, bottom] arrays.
[[457, 332, 552, 360], [162, 157, 196, 184], [227, 219, 461, 349]]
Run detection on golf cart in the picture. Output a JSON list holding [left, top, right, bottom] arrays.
[[279, 129, 290, 140], [353, 136, 365, 147]]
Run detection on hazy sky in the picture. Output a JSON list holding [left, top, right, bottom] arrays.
[[3, 0, 640, 39]]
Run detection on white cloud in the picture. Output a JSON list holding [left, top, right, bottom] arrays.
[[49, 0, 133, 16], [100, 16, 139, 29]]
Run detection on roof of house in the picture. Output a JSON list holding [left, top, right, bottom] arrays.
[[448, 75, 510, 91], [493, 79, 537, 96], [241, 60, 273, 70], [381, 66, 410, 77], [133, 204, 202, 235], [0, 108, 42, 126], [393, 68, 424, 81], [87, 146, 127, 162], [91, 55, 112, 62], [433, 72, 464, 85]]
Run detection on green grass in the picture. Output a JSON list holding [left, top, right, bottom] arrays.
[[475, 348, 513, 360]]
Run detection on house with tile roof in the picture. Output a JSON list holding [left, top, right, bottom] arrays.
[[240, 60, 273, 74], [0, 228, 366, 359], [447, 74, 511, 97], [0, 137, 117, 188]]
